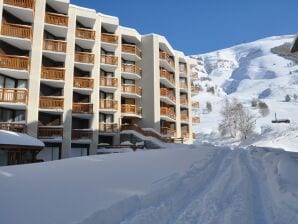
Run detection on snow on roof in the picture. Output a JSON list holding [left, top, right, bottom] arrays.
[[0, 130, 44, 148]]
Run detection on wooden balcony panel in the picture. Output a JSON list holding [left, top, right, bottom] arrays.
[[122, 44, 141, 58], [192, 117, 201, 124], [180, 97, 188, 106], [122, 64, 142, 76], [1, 23, 32, 39], [160, 69, 175, 85], [101, 55, 118, 65], [38, 127, 63, 138], [160, 88, 176, 102], [121, 104, 142, 116], [181, 114, 189, 122], [181, 131, 189, 138], [0, 122, 26, 133], [160, 107, 176, 120], [43, 39, 67, 53], [192, 133, 196, 139], [73, 77, 94, 89], [180, 82, 188, 90], [76, 28, 95, 40], [161, 127, 176, 137], [99, 123, 118, 133], [0, 54, 29, 70], [73, 103, 93, 114], [41, 67, 65, 80], [4, 0, 35, 9], [100, 100, 118, 110], [0, 88, 27, 104], [121, 84, 142, 96], [192, 101, 200, 109], [101, 33, 118, 44], [75, 53, 95, 64], [192, 86, 200, 93], [45, 12, 68, 27], [179, 66, 187, 74], [39, 96, 64, 110], [72, 130, 92, 140], [100, 77, 118, 88], [159, 51, 175, 68]]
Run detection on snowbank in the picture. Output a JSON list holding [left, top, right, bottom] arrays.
[[0, 130, 45, 148]]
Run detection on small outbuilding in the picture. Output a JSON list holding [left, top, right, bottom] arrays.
[[0, 130, 45, 166]]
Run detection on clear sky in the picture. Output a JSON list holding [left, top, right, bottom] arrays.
[[71, 0, 298, 55]]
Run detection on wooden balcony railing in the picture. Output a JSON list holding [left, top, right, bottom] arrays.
[[75, 52, 95, 64], [179, 66, 187, 74], [100, 99, 118, 110], [121, 104, 142, 116], [159, 51, 175, 69], [181, 114, 189, 122], [160, 107, 176, 120], [72, 130, 92, 140], [122, 64, 142, 76], [101, 33, 118, 44], [76, 28, 95, 40], [180, 82, 188, 90], [1, 23, 32, 39], [73, 103, 93, 114], [192, 116, 201, 124], [39, 96, 64, 110], [191, 72, 198, 79], [0, 122, 26, 133], [38, 127, 63, 138], [99, 123, 118, 133], [0, 54, 29, 70], [41, 67, 65, 80], [181, 131, 189, 138], [180, 97, 188, 106], [122, 44, 141, 58], [45, 12, 68, 27], [160, 69, 175, 85], [191, 86, 200, 93], [161, 127, 176, 137], [192, 101, 200, 109], [121, 84, 142, 96], [160, 88, 176, 102], [101, 55, 118, 65], [73, 77, 94, 89], [4, 0, 35, 9], [0, 88, 27, 104], [100, 77, 118, 88], [192, 133, 196, 139], [43, 39, 67, 52]]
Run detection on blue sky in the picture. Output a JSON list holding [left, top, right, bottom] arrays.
[[71, 0, 298, 55]]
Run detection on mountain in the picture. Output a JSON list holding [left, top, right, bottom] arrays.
[[191, 35, 298, 152]]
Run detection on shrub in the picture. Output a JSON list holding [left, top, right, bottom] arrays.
[[258, 101, 269, 117], [206, 101, 212, 113]]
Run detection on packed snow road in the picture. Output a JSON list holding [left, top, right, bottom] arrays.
[[0, 144, 297, 224]]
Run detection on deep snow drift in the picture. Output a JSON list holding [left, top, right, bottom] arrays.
[[192, 35, 298, 152], [0, 144, 297, 224]]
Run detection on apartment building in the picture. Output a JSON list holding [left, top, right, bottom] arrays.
[[0, 0, 198, 162]]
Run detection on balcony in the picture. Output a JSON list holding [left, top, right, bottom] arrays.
[[76, 28, 95, 40], [41, 67, 65, 81], [181, 114, 189, 123], [45, 12, 68, 27], [191, 72, 198, 80], [121, 84, 142, 98], [159, 51, 175, 72], [100, 55, 118, 72], [99, 99, 118, 111], [38, 127, 63, 139], [99, 123, 118, 133], [180, 82, 188, 93], [160, 69, 175, 88], [73, 77, 94, 89], [191, 85, 200, 95], [179, 66, 187, 77], [75, 52, 94, 64], [122, 44, 141, 61], [100, 77, 118, 92], [0, 54, 29, 78], [161, 127, 176, 137], [192, 101, 200, 110], [43, 39, 67, 61], [39, 96, 64, 111], [0, 88, 27, 106], [122, 64, 142, 79], [160, 88, 176, 105], [73, 103, 93, 114], [192, 116, 201, 124], [0, 122, 26, 133], [160, 107, 176, 121], [181, 131, 189, 139], [72, 130, 92, 140], [4, 0, 35, 9], [121, 104, 142, 117], [192, 133, 196, 139], [101, 33, 118, 51], [180, 97, 188, 108], [1, 23, 32, 41]]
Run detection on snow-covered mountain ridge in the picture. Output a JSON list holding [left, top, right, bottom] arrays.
[[191, 35, 298, 152]]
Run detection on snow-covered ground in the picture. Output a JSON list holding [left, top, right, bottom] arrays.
[[0, 144, 297, 224], [192, 35, 298, 152]]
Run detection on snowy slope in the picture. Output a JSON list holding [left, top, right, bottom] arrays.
[[192, 35, 298, 152], [0, 144, 297, 224]]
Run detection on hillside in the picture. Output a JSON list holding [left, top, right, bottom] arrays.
[[191, 35, 298, 152]]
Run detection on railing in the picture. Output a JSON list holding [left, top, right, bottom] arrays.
[[0, 122, 26, 133], [43, 39, 67, 52], [160, 69, 175, 85], [76, 28, 95, 40], [191, 86, 200, 93], [192, 101, 200, 109], [1, 23, 32, 39], [45, 12, 68, 27], [73, 77, 94, 89], [180, 82, 188, 90], [100, 99, 118, 110], [191, 72, 198, 79], [101, 55, 118, 65], [160, 107, 176, 120], [38, 127, 63, 138], [39, 96, 64, 110], [0, 88, 27, 104], [161, 127, 176, 137], [99, 123, 118, 133], [181, 131, 189, 138], [100, 77, 118, 87], [72, 130, 92, 140], [192, 133, 196, 139], [41, 67, 65, 80], [121, 84, 142, 96], [0, 54, 29, 70], [180, 97, 188, 106], [181, 114, 189, 122], [122, 44, 141, 58], [122, 64, 142, 76], [4, 0, 35, 9], [160, 88, 176, 102], [121, 104, 142, 116], [101, 33, 118, 44], [159, 51, 175, 69], [73, 103, 93, 113], [75, 52, 95, 64], [192, 116, 201, 124], [179, 66, 187, 74]]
